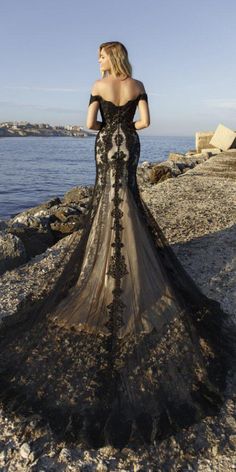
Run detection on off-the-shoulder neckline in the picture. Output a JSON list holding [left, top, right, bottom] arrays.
[[90, 93, 147, 107]]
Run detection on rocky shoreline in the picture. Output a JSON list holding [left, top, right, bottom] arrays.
[[0, 122, 95, 138], [0, 148, 236, 470]]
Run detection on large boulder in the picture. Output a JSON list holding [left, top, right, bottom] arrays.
[[137, 160, 182, 186], [0, 232, 27, 275], [63, 185, 93, 205], [168, 152, 209, 165], [148, 161, 181, 184], [7, 198, 57, 258], [149, 165, 173, 183], [195, 131, 216, 152], [7, 223, 55, 259], [209, 124, 236, 151], [2, 191, 94, 269]]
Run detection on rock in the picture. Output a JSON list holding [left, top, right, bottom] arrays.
[[185, 149, 197, 156], [229, 435, 236, 448], [0, 232, 27, 275], [96, 460, 108, 471], [188, 152, 209, 160], [159, 160, 182, 176], [29, 451, 35, 462], [168, 152, 186, 161], [7, 223, 55, 259], [176, 162, 195, 172], [137, 163, 154, 187], [201, 148, 222, 155], [211, 445, 218, 456], [195, 131, 216, 152], [49, 216, 84, 237], [63, 185, 93, 204], [168, 152, 209, 167], [225, 415, 236, 430], [9, 197, 62, 223], [210, 123, 236, 151], [49, 206, 85, 237], [20, 442, 31, 459], [53, 207, 81, 223], [5, 190, 93, 253], [140, 160, 151, 167], [7, 198, 60, 259], [149, 165, 173, 184], [148, 161, 181, 184], [59, 447, 72, 462], [0, 449, 6, 463], [0, 220, 8, 231]]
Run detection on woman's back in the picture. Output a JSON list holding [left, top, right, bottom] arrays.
[[95, 76, 145, 106]]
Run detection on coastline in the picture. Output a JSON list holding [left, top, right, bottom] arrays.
[[0, 148, 236, 470], [0, 122, 95, 138]]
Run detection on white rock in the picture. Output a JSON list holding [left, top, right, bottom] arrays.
[[0, 449, 6, 462], [229, 435, 236, 448], [20, 442, 31, 459], [211, 445, 218, 456], [96, 461, 108, 471], [210, 123, 236, 151], [59, 447, 72, 461], [141, 160, 150, 167]]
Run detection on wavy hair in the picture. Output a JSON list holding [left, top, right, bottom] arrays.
[[98, 41, 132, 79]]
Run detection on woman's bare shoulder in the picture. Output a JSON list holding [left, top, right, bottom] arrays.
[[90, 79, 102, 95], [90, 77, 146, 95]]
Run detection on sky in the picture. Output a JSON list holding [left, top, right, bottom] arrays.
[[0, 0, 235, 136]]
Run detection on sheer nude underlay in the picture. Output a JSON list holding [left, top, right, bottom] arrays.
[[50, 178, 179, 338]]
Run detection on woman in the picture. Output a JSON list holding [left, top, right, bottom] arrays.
[[0, 41, 235, 450]]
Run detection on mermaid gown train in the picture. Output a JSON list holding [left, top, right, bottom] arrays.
[[0, 92, 235, 449]]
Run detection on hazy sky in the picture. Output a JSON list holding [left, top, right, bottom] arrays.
[[0, 0, 235, 136]]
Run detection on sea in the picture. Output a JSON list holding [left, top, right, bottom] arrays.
[[0, 135, 194, 221]]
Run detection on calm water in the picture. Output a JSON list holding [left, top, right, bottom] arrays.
[[0, 135, 194, 220]]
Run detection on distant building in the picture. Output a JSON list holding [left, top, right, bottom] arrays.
[[39, 123, 51, 129], [0, 121, 85, 134], [0, 122, 13, 128]]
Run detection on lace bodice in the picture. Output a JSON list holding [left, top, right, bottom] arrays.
[[89, 92, 148, 127]]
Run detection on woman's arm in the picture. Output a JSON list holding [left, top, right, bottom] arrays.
[[133, 82, 150, 130], [86, 80, 103, 130]]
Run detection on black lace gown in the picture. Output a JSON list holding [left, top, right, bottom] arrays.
[[0, 92, 235, 449]]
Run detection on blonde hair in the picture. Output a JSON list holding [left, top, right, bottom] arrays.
[[98, 41, 132, 79]]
